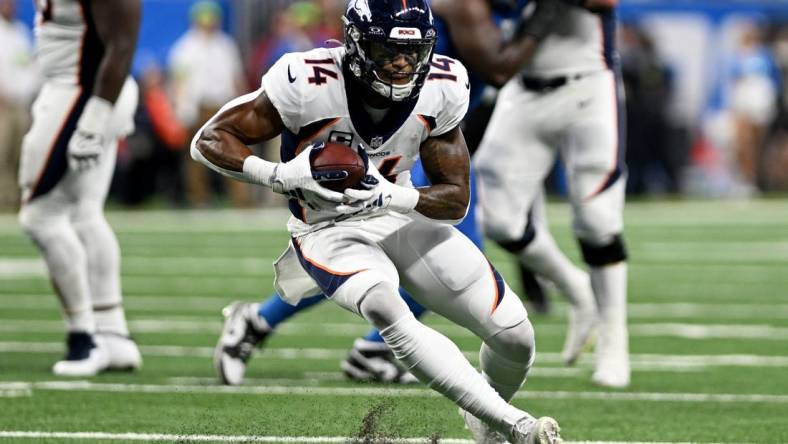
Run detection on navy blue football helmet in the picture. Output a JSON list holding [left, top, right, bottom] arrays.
[[343, 0, 437, 102]]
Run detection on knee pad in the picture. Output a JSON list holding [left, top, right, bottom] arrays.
[[358, 282, 412, 330], [485, 319, 535, 366], [18, 200, 65, 242], [578, 234, 628, 266], [495, 211, 536, 253]]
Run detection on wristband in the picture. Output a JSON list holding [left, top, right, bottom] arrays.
[[242, 155, 279, 187], [78, 96, 113, 135], [389, 186, 420, 213]]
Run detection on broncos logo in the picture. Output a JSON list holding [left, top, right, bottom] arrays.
[[350, 0, 372, 22]]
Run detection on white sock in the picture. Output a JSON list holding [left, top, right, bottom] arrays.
[[74, 213, 129, 336], [380, 313, 529, 434], [519, 228, 590, 307], [480, 343, 532, 401], [246, 303, 271, 333], [591, 262, 629, 366]]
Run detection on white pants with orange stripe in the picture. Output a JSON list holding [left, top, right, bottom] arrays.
[[474, 68, 625, 246], [18, 79, 137, 204], [288, 212, 528, 341]]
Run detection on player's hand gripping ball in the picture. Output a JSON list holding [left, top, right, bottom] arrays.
[[310, 142, 368, 192]]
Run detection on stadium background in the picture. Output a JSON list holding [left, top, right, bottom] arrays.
[[1, 1, 787, 443], [6, 0, 788, 205]]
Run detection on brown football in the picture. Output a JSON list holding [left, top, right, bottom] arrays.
[[310, 142, 366, 192]]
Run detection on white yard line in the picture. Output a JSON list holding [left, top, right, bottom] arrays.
[[3, 295, 788, 320], [0, 382, 31, 398], [165, 366, 585, 386], [1, 341, 788, 370], [0, 381, 785, 404], [0, 431, 747, 444], [3, 316, 788, 341]]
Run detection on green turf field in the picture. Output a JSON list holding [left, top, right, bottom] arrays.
[[1, 200, 787, 444]]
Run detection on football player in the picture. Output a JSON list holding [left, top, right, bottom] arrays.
[[17, 0, 142, 376], [193, 1, 563, 442], [213, 0, 597, 394], [474, 0, 631, 388]]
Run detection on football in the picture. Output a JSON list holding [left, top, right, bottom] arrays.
[[310, 142, 367, 192]]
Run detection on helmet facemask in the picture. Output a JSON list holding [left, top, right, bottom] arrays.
[[345, 20, 436, 102]]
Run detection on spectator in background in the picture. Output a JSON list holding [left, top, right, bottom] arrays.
[[728, 23, 780, 194], [620, 24, 677, 194], [762, 24, 788, 191], [247, 2, 318, 85], [168, 0, 251, 207], [0, 0, 38, 211], [116, 59, 188, 206], [247, 0, 346, 87]]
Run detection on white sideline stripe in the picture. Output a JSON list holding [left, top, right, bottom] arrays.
[[3, 317, 788, 340], [2, 381, 787, 404], [2, 341, 788, 369], [0, 432, 744, 444]]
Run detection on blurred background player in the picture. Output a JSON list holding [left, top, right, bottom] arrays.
[[17, 0, 143, 376], [213, 0, 597, 388], [475, 0, 631, 387]]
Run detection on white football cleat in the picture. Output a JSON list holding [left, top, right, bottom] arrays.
[[214, 302, 269, 386], [559, 271, 598, 366], [341, 338, 418, 384], [96, 333, 142, 370], [561, 302, 597, 366], [592, 311, 630, 388], [52, 331, 110, 377], [510, 416, 563, 444], [459, 408, 506, 444]]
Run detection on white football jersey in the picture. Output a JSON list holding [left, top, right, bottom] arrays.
[[261, 46, 470, 231], [34, 0, 103, 86], [523, 6, 617, 77]]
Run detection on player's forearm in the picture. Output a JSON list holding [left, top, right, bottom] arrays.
[[90, 0, 140, 103], [194, 126, 254, 172], [415, 185, 470, 222], [92, 45, 136, 103], [192, 117, 284, 187]]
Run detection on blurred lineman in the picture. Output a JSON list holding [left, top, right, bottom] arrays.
[[0, 0, 38, 210], [17, 0, 142, 376], [474, 0, 631, 388], [212, 0, 596, 396], [194, 1, 563, 442]]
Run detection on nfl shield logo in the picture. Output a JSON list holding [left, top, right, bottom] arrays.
[[370, 137, 383, 148]]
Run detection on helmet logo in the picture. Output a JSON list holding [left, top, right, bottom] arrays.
[[390, 27, 422, 39], [350, 0, 372, 22]]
